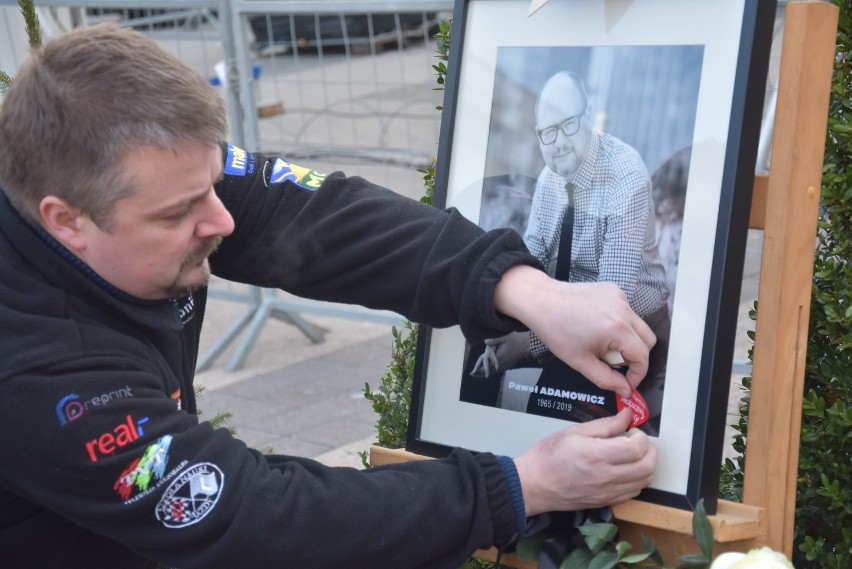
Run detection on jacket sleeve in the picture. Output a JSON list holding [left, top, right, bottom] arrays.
[[0, 357, 518, 569], [209, 145, 543, 343]]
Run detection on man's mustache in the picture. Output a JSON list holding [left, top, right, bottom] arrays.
[[183, 236, 223, 268]]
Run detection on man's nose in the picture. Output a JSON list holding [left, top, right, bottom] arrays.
[[196, 193, 235, 238]]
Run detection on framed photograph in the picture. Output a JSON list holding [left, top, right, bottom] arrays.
[[407, 0, 776, 512]]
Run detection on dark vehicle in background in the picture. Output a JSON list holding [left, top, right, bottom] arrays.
[[248, 12, 439, 53]]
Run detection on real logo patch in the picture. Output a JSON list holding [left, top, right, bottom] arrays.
[[269, 158, 326, 191], [155, 463, 224, 528], [85, 414, 149, 462]]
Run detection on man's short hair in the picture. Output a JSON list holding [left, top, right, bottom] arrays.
[[0, 24, 227, 227]]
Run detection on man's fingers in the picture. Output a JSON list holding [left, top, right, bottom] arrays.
[[614, 318, 655, 389], [573, 356, 633, 398], [470, 356, 485, 377], [570, 408, 633, 438], [632, 314, 657, 350], [487, 348, 499, 371]]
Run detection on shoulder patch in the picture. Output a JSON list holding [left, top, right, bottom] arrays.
[[224, 144, 252, 176], [155, 462, 224, 528], [269, 158, 327, 191], [114, 435, 179, 503]]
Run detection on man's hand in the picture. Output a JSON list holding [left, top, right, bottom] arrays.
[[493, 265, 655, 398], [470, 331, 531, 378], [514, 410, 657, 515]]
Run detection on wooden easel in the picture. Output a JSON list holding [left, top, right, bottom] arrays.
[[371, 1, 839, 565]]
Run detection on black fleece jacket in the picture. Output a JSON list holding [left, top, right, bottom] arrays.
[[0, 146, 541, 569]]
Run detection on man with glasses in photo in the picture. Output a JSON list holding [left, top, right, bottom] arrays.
[[472, 71, 670, 434]]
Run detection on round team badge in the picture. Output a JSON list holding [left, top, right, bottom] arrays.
[[155, 462, 224, 528]]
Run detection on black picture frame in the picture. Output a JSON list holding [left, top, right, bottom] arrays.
[[407, 0, 775, 514]]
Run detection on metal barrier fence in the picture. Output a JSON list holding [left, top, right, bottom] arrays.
[[2, 0, 452, 193], [1, 0, 452, 369], [230, 0, 453, 195]]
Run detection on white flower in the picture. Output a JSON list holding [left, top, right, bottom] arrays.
[[710, 547, 794, 569]]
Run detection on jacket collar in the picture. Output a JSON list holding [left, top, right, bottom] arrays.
[[0, 190, 189, 331]]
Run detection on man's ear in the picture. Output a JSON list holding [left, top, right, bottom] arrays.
[[39, 196, 89, 252]]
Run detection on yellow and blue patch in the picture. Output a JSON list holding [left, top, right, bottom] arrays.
[[269, 158, 326, 191], [224, 144, 256, 176]]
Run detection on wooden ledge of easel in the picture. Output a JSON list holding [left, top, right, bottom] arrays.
[[370, 446, 764, 545], [612, 500, 763, 543]]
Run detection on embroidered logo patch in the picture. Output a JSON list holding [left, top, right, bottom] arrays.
[[176, 293, 195, 326], [55, 386, 134, 426], [155, 463, 224, 528], [224, 144, 255, 176], [85, 415, 150, 462], [113, 435, 180, 502], [269, 158, 326, 191]]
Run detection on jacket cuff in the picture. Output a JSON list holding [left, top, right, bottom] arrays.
[[474, 248, 543, 340], [474, 452, 523, 548], [496, 455, 527, 536]]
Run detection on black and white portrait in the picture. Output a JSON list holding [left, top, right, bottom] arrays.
[[458, 45, 704, 437]]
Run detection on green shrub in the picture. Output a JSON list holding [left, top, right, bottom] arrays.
[[0, 0, 39, 95], [361, 321, 419, 461], [721, 2, 852, 567], [361, 20, 448, 460], [796, 3, 852, 565]]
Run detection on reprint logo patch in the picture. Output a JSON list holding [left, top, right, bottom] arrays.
[[155, 463, 224, 528], [269, 158, 326, 191], [55, 386, 134, 426]]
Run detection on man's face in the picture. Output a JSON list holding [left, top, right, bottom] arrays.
[[76, 142, 235, 300], [536, 76, 591, 180]]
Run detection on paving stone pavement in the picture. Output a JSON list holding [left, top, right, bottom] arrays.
[[194, 286, 397, 468]]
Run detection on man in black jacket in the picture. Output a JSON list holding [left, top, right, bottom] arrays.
[[0, 24, 656, 568]]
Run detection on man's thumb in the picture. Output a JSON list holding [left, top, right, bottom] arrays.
[[574, 409, 633, 438]]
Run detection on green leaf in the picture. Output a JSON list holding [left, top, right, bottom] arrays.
[[642, 536, 665, 565], [516, 534, 546, 561], [692, 499, 714, 559], [579, 523, 619, 554], [677, 553, 711, 568], [620, 551, 654, 564], [0, 70, 12, 95], [560, 547, 595, 569], [615, 540, 633, 557], [588, 550, 620, 569]]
